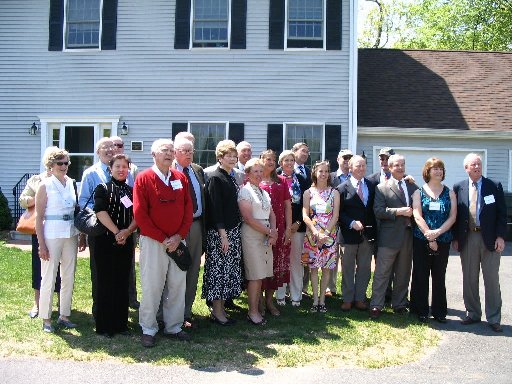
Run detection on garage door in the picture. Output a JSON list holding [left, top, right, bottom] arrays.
[[373, 148, 486, 189]]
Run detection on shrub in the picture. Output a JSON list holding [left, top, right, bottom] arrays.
[[0, 187, 13, 230]]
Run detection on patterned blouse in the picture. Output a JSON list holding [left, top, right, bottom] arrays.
[[413, 186, 453, 243]]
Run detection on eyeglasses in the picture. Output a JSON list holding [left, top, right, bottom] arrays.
[[176, 149, 194, 154], [55, 161, 70, 166], [113, 143, 124, 148]]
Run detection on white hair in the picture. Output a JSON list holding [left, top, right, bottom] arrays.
[[174, 138, 193, 149], [463, 153, 481, 168], [95, 137, 113, 152], [151, 138, 173, 155], [388, 154, 405, 167], [236, 141, 252, 151]]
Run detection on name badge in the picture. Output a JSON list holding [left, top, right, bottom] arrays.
[[484, 194, 495, 204], [170, 180, 183, 190], [316, 202, 327, 214], [429, 201, 440, 211], [120, 195, 133, 208]]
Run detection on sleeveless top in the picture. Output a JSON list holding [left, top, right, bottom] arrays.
[[43, 175, 78, 239], [413, 185, 453, 243]]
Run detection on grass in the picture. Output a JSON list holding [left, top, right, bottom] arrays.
[[0, 239, 440, 369]]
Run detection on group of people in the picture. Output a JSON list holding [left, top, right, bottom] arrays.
[[21, 135, 507, 347]]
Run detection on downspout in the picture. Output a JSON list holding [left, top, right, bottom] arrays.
[[348, 0, 358, 152]]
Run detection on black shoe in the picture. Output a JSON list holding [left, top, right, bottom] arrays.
[[418, 316, 429, 323], [461, 316, 481, 325], [129, 301, 140, 310], [210, 314, 236, 326], [433, 316, 447, 324], [164, 330, 191, 341]]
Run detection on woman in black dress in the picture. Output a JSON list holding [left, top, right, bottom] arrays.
[[93, 154, 138, 337], [202, 140, 243, 326]]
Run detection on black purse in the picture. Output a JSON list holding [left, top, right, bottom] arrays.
[[74, 191, 106, 236], [166, 242, 192, 271]]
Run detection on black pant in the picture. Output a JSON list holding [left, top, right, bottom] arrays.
[[410, 238, 449, 318], [88, 236, 98, 318]]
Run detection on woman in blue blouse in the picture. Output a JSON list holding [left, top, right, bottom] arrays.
[[411, 158, 457, 323]]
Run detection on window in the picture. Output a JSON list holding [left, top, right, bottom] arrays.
[[49, 0, 117, 51], [285, 123, 324, 167], [269, 0, 341, 50], [288, 0, 323, 44], [193, 0, 229, 48], [174, 0, 247, 49], [65, 0, 101, 49], [190, 122, 228, 168]]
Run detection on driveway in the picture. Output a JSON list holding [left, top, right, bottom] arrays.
[[1, 245, 510, 384]]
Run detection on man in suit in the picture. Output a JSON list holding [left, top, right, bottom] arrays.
[[337, 156, 377, 311], [370, 154, 418, 319], [236, 141, 252, 171], [172, 138, 206, 327], [78, 137, 114, 318], [452, 153, 506, 332], [327, 148, 353, 296]]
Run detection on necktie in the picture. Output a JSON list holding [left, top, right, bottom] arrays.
[[104, 167, 111, 182], [469, 182, 478, 229], [183, 167, 198, 213], [299, 165, 306, 177], [357, 180, 364, 204], [398, 180, 411, 226], [385, 172, 391, 180]]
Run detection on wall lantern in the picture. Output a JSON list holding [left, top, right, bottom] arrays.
[[120, 122, 129, 135], [29, 122, 39, 135]]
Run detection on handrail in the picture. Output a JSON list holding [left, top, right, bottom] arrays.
[[12, 173, 36, 225]]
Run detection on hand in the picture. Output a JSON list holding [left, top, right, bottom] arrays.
[[78, 234, 87, 252], [115, 229, 131, 245], [269, 228, 278, 241], [398, 207, 413, 217], [290, 222, 300, 234], [495, 237, 505, 253], [428, 240, 438, 252], [451, 240, 459, 252], [165, 234, 182, 253], [284, 227, 292, 245], [351, 221, 364, 231], [424, 229, 439, 241], [220, 236, 229, 253], [404, 174, 416, 184], [39, 244, 49, 261]]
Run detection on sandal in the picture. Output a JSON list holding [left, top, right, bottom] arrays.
[[318, 304, 327, 313], [310, 305, 319, 313]]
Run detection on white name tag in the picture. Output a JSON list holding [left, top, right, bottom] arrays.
[[315, 202, 327, 214], [120, 195, 133, 208], [484, 194, 495, 204], [429, 201, 441, 211], [170, 180, 183, 190]]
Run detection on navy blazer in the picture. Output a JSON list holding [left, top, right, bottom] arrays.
[[337, 178, 377, 244], [453, 176, 507, 251]]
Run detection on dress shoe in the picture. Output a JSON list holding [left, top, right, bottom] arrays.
[[354, 301, 368, 311], [433, 316, 447, 324], [210, 313, 236, 326], [490, 323, 503, 333], [164, 330, 191, 341], [247, 315, 267, 326], [341, 302, 352, 311], [141, 334, 156, 347], [393, 307, 408, 315], [57, 318, 77, 328], [460, 316, 481, 325], [418, 316, 429, 323], [42, 323, 54, 333], [369, 307, 381, 319], [129, 301, 140, 310]]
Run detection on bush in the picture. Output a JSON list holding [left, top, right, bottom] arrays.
[[0, 187, 12, 230]]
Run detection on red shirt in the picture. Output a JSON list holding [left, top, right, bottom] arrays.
[[133, 167, 193, 243]]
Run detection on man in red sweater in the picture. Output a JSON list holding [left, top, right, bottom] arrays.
[[133, 139, 193, 347]]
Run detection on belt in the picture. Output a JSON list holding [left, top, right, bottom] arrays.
[[470, 226, 481, 232], [45, 214, 73, 221]]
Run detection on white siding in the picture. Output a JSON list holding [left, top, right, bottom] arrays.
[[0, 0, 352, 209]]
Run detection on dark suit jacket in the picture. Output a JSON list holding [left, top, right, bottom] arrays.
[[337, 178, 377, 244], [374, 179, 418, 249], [367, 171, 381, 187], [453, 176, 507, 251], [330, 171, 351, 188]]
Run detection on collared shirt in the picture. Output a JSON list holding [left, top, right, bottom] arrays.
[[337, 169, 351, 184], [237, 161, 245, 172], [294, 163, 306, 177], [151, 164, 171, 185], [469, 177, 482, 225], [174, 162, 203, 218], [379, 170, 391, 184], [391, 177, 410, 207], [78, 161, 111, 208], [350, 176, 368, 206]]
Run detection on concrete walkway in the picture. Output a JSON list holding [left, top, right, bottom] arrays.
[[1, 243, 510, 384]]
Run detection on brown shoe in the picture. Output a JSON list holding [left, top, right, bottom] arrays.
[[460, 316, 481, 325], [141, 334, 155, 348], [341, 302, 352, 311], [164, 330, 191, 341], [369, 307, 381, 319], [354, 301, 368, 311], [490, 323, 503, 333]]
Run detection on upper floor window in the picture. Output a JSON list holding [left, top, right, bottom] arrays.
[[66, 0, 101, 49], [288, 0, 323, 43], [285, 123, 324, 167], [193, 0, 229, 48]]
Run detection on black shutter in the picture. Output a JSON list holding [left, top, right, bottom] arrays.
[[269, 0, 285, 49], [174, 0, 191, 49], [101, 0, 118, 50], [172, 123, 188, 139], [230, 0, 247, 49], [267, 124, 284, 153], [326, 0, 342, 50], [228, 123, 245, 144], [48, 0, 64, 51], [324, 125, 341, 170]]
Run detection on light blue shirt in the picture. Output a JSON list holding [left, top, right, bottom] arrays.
[[350, 176, 368, 206], [337, 170, 351, 183], [78, 161, 111, 208], [174, 162, 203, 218]]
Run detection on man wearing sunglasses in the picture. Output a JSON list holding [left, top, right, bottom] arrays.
[[111, 136, 140, 310]]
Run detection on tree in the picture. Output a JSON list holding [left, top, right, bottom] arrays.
[[358, 0, 394, 48]]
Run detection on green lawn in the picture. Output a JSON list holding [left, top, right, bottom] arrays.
[[0, 242, 440, 369]]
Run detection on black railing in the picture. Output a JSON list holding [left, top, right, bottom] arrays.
[[12, 173, 36, 225]]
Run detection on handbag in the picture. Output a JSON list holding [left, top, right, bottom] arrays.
[[16, 206, 36, 234], [73, 192, 106, 236], [166, 242, 192, 271]]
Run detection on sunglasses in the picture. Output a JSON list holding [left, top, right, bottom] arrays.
[[342, 155, 352, 160], [55, 161, 70, 166], [113, 143, 124, 148]]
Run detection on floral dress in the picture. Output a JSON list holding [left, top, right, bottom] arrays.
[[302, 187, 338, 269]]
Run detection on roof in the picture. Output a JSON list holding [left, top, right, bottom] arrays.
[[357, 49, 512, 131]]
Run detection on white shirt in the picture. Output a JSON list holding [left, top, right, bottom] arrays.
[[43, 175, 79, 239], [391, 177, 410, 207]]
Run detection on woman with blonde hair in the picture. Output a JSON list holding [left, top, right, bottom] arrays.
[[35, 147, 80, 332], [302, 160, 340, 313]]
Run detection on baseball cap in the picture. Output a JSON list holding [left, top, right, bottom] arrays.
[[378, 147, 395, 157]]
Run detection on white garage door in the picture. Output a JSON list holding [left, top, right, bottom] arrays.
[[373, 148, 486, 189]]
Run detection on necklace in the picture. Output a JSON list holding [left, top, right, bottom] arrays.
[[250, 184, 271, 212]]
